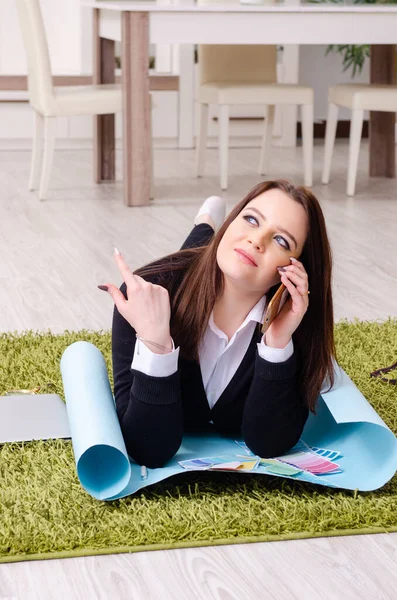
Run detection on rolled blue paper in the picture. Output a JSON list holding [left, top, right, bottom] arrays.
[[60, 342, 397, 500], [60, 341, 131, 500]]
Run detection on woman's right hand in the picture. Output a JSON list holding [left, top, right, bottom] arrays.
[[99, 249, 172, 352]]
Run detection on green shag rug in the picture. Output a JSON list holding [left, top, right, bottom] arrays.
[[1, 320, 397, 564]]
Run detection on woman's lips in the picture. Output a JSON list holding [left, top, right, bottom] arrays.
[[234, 249, 257, 267]]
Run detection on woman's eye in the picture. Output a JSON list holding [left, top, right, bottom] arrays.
[[275, 235, 290, 250], [243, 215, 290, 250], [243, 215, 258, 225]]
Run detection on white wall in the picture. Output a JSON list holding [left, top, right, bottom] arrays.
[[0, 0, 82, 74], [299, 45, 369, 121]]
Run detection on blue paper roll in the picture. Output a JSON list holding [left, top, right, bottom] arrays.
[[60, 341, 397, 500], [61, 342, 131, 500]]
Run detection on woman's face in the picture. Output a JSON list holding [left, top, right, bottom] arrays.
[[216, 188, 309, 295]]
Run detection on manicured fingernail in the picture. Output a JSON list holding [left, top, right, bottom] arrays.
[[98, 285, 109, 292], [114, 247, 121, 255], [290, 257, 298, 262], [277, 267, 287, 272]]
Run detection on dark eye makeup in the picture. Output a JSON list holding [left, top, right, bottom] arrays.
[[243, 214, 291, 251]]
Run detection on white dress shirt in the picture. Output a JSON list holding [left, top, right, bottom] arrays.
[[132, 294, 294, 409]]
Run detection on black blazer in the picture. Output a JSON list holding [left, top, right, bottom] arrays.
[[112, 274, 308, 468]]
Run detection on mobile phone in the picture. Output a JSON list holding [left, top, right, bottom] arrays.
[[261, 283, 289, 334]]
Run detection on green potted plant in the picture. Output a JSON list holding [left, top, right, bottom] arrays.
[[313, 0, 397, 76]]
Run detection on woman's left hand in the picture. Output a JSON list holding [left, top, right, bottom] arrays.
[[265, 257, 310, 348]]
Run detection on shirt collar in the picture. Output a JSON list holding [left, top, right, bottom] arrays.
[[208, 294, 267, 338]]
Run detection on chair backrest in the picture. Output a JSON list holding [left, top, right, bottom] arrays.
[[15, 0, 53, 111], [198, 45, 277, 86], [197, 0, 277, 85]]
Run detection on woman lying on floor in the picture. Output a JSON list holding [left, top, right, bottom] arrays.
[[99, 180, 336, 468]]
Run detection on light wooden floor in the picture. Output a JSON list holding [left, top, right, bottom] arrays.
[[0, 140, 396, 599]]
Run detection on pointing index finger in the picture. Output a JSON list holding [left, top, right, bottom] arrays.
[[114, 247, 137, 287]]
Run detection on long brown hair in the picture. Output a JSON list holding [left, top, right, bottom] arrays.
[[135, 180, 336, 412]]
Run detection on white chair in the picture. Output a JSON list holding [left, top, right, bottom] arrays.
[[15, 0, 122, 200], [322, 83, 397, 196], [195, 44, 314, 190]]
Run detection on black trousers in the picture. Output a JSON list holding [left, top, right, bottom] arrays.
[[179, 223, 215, 251]]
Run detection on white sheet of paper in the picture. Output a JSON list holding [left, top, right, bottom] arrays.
[[0, 394, 71, 444]]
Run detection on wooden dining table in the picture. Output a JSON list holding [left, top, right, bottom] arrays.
[[84, 0, 397, 207]]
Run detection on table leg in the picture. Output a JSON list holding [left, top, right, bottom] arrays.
[[369, 45, 396, 178], [279, 44, 300, 148], [121, 11, 151, 206], [178, 44, 195, 149], [93, 8, 116, 182]]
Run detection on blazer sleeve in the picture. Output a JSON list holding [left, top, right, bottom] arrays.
[[241, 350, 309, 458], [112, 281, 183, 468]]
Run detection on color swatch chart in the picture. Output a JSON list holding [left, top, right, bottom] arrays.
[[178, 440, 343, 478]]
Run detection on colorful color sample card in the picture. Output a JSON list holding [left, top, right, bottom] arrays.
[[234, 440, 256, 457], [259, 458, 303, 477], [310, 446, 342, 461], [179, 456, 259, 472], [276, 440, 342, 475]]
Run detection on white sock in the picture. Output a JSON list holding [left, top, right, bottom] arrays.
[[194, 196, 226, 231]]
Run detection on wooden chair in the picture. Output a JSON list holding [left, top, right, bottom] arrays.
[[322, 83, 397, 196], [15, 0, 122, 199], [196, 43, 314, 190]]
